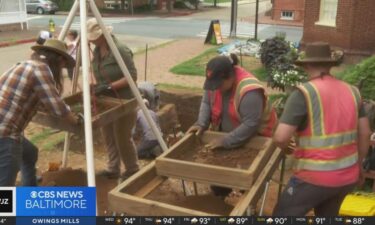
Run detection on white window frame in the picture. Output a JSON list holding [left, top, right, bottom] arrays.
[[281, 11, 294, 21], [315, 0, 338, 27]]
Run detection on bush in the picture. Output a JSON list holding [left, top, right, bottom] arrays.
[[339, 56, 375, 100], [260, 36, 290, 69]]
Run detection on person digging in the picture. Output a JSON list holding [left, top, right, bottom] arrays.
[[187, 54, 278, 197], [0, 39, 82, 186], [272, 42, 372, 216]]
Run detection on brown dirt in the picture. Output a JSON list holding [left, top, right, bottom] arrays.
[[173, 143, 260, 169], [70, 102, 113, 116], [146, 179, 234, 215]]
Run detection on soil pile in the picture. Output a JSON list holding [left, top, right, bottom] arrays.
[[146, 180, 233, 215]]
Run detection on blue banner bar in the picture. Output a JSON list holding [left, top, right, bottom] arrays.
[[16, 187, 96, 216]]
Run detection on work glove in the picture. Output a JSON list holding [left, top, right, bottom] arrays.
[[187, 125, 205, 138], [94, 84, 111, 95], [205, 137, 225, 151], [75, 113, 84, 125]]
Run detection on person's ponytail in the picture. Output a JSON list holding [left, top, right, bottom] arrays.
[[230, 53, 239, 66]]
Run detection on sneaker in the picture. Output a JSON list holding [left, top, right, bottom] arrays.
[[119, 169, 139, 182], [96, 170, 120, 179]]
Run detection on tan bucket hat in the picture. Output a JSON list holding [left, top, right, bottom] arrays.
[[31, 39, 75, 67], [86, 18, 113, 41], [295, 42, 343, 66]]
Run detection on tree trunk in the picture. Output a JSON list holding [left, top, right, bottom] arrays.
[[195, 0, 199, 10], [167, 0, 172, 12]]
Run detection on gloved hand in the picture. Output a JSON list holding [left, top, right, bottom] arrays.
[[75, 113, 84, 125], [187, 125, 205, 137], [205, 138, 225, 151], [94, 84, 111, 95]]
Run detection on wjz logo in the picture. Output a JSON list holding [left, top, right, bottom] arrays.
[[0, 190, 13, 213]]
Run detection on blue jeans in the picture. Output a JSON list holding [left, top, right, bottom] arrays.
[[0, 137, 38, 186]]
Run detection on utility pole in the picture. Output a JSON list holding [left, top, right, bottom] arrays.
[[229, 0, 238, 38], [254, 0, 259, 40]]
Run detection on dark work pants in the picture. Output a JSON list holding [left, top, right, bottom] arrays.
[[0, 137, 38, 186], [273, 176, 356, 216]]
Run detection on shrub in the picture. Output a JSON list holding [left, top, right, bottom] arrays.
[[51, 0, 74, 11], [339, 56, 375, 100], [260, 36, 290, 69]]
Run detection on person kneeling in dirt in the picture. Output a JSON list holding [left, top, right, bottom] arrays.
[[187, 54, 277, 197], [0, 39, 81, 187], [87, 18, 139, 181], [134, 99, 163, 159]]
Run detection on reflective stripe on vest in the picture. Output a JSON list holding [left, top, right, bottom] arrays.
[[298, 130, 357, 149], [295, 152, 358, 171], [296, 77, 359, 171]]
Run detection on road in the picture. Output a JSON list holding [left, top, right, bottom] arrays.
[[26, 0, 303, 42]]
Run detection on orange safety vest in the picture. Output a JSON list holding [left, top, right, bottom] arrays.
[[209, 66, 277, 137], [294, 75, 361, 172]]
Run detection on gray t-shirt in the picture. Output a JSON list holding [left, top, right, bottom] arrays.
[[197, 90, 264, 149], [280, 89, 367, 131], [135, 109, 162, 141]]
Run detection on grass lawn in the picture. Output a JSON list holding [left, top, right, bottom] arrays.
[[170, 47, 268, 81]]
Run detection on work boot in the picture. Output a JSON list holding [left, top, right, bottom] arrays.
[[96, 170, 120, 179], [151, 145, 163, 158], [119, 169, 139, 183]]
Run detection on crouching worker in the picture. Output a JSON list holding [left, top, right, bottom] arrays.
[[272, 43, 372, 216], [187, 54, 277, 196], [134, 99, 163, 159], [0, 39, 81, 187]]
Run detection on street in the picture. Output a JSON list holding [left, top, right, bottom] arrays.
[[26, 0, 302, 42]]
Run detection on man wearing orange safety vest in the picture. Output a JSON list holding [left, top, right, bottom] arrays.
[[188, 54, 277, 196], [273, 43, 372, 216]]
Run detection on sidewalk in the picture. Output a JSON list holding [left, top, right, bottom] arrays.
[[0, 29, 39, 48]]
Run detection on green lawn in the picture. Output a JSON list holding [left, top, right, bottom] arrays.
[[170, 47, 268, 81], [170, 47, 219, 76]]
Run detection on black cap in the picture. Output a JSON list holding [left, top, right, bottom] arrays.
[[203, 56, 233, 90]]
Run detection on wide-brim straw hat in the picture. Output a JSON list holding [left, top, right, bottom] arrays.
[[31, 39, 75, 67], [295, 42, 343, 66], [86, 18, 113, 41]]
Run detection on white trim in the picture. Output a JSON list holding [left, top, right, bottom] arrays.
[[315, 20, 336, 27], [280, 11, 294, 21]]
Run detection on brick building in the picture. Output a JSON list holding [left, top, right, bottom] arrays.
[[272, 0, 305, 23], [302, 0, 375, 56]]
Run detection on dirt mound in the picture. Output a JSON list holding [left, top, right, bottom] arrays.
[[41, 168, 87, 186], [146, 179, 234, 215]]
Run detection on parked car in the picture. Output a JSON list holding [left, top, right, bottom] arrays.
[[26, 0, 59, 15]]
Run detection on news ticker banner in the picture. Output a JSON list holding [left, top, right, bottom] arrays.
[[0, 217, 374, 225], [1, 187, 375, 225]]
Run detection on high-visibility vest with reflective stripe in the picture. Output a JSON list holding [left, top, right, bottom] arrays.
[[209, 66, 277, 137], [295, 76, 361, 172]]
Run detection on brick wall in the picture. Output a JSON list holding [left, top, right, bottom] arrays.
[[350, 0, 375, 52], [302, 0, 375, 54], [272, 0, 305, 22]]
